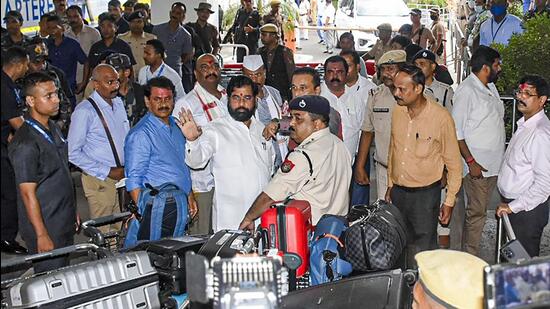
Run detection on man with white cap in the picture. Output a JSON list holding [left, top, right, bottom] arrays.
[[242, 55, 288, 168], [413, 249, 487, 308], [173, 53, 227, 234]]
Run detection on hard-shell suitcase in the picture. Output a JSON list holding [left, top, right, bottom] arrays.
[[281, 268, 417, 309], [495, 213, 531, 263], [131, 235, 210, 295], [198, 230, 256, 260], [5, 248, 161, 309], [260, 199, 313, 277]]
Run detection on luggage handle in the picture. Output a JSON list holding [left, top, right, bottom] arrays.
[[501, 213, 516, 241], [1, 243, 101, 269], [81, 212, 133, 247]]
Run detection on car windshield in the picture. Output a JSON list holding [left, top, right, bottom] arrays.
[[357, 0, 410, 16]]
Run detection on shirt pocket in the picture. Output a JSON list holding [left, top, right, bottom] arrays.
[[415, 136, 437, 159]]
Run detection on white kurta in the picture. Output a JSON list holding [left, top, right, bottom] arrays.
[[185, 116, 274, 231]]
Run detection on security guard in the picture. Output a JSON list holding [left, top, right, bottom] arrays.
[[412, 49, 454, 112], [239, 95, 352, 228], [362, 23, 394, 63], [355, 50, 405, 201]]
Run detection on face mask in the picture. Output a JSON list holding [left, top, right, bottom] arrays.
[[490, 4, 507, 17], [467, 0, 476, 9], [474, 5, 484, 13], [430, 15, 437, 20]]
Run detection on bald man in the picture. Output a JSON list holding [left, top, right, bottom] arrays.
[[68, 64, 130, 231]]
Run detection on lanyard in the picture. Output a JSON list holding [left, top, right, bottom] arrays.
[[25, 119, 64, 145], [491, 16, 507, 42], [147, 64, 165, 81]]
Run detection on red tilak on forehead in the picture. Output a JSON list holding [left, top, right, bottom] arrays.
[[519, 83, 529, 90], [153, 87, 173, 97]]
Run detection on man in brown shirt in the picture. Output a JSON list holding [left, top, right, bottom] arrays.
[[409, 8, 436, 49], [429, 9, 446, 62], [385, 64, 462, 268]]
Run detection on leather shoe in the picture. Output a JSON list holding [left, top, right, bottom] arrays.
[[1, 240, 28, 254]]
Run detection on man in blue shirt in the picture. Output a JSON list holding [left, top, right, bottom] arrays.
[[479, 0, 524, 47], [45, 14, 88, 97], [124, 76, 197, 237]]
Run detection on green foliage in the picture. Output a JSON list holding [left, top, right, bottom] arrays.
[[492, 14, 550, 95], [409, 0, 447, 8], [222, 4, 240, 32]]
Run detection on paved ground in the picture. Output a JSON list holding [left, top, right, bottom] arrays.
[[2, 30, 548, 270]]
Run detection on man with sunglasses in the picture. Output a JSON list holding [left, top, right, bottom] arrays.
[[178, 75, 274, 232], [451, 46, 505, 255], [496, 75, 550, 257]]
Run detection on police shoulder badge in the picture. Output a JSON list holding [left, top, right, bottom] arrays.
[[281, 159, 295, 173]]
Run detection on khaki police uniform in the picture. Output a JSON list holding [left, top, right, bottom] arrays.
[[361, 84, 397, 200], [263, 127, 352, 224], [366, 39, 393, 64], [424, 79, 454, 112]]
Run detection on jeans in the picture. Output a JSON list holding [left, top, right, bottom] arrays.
[[317, 16, 324, 41], [350, 152, 371, 208]]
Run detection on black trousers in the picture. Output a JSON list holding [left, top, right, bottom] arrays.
[[508, 198, 549, 257], [1, 152, 18, 242], [137, 198, 178, 241], [23, 233, 74, 274], [391, 182, 441, 268], [236, 44, 258, 63]]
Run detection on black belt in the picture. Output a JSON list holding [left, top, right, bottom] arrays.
[[394, 180, 441, 192], [373, 159, 388, 169]]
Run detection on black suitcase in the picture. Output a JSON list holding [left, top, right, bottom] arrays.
[[130, 235, 210, 295], [198, 230, 256, 260], [281, 268, 417, 309]]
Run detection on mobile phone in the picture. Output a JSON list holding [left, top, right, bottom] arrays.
[[484, 257, 550, 309], [277, 116, 292, 136]]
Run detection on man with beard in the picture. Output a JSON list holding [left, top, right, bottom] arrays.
[[451, 46, 505, 255], [124, 76, 197, 240], [496, 75, 550, 257], [258, 24, 295, 102], [386, 64, 462, 268], [239, 95, 352, 229], [108, 0, 130, 35], [153, 2, 194, 92], [68, 64, 130, 232], [242, 55, 287, 168], [226, 0, 261, 63], [172, 53, 227, 234], [355, 51, 405, 201], [138, 39, 185, 102], [178, 75, 274, 232], [479, 0, 523, 47], [9, 72, 76, 272]]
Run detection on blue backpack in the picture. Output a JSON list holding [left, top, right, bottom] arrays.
[[124, 183, 189, 248], [309, 215, 353, 286]]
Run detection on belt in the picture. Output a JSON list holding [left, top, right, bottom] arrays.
[[373, 159, 388, 169], [394, 180, 441, 192]]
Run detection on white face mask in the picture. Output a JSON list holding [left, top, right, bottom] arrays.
[[474, 5, 484, 13], [467, 0, 476, 9]]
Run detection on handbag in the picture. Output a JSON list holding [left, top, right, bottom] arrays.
[[344, 200, 408, 271], [88, 97, 131, 212]]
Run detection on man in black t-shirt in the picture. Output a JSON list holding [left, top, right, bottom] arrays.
[[1, 47, 28, 255], [9, 72, 76, 273]]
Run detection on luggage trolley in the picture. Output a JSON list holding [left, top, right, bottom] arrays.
[[81, 211, 134, 253]]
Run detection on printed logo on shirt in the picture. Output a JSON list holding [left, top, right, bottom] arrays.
[[281, 159, 295, 173], [373, 107, 390, 113]]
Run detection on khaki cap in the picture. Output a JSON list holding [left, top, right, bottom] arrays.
[[270, 0, 282, 5], [377, 50, 406, 66], [416, 250, 488, 309], [377, 23, 393, 32], [260, 23, 279, 34]]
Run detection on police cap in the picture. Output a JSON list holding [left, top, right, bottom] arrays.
[[412, 49, 436, 63], [260, 23, 279, 35], [289, 95, 330, 117], [377, 50, 406, 66], [127, 10, 145, 22]]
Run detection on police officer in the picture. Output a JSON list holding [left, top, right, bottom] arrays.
[[412, 49, 454, 112], [24, 38, 74, 136], [355, 50, 406, 201], [362, 23, 394, 63], [239, 95, 352, 228]]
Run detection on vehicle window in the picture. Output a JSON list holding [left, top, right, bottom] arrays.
[[356, 0, 410, 16]]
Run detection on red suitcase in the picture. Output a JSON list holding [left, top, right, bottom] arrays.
[[260, 199, 313, 277]]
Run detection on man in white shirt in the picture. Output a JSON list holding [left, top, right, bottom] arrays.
[[172, 54, 227, 234], [242, 55, 288, 168], [479, 0, 524, 47], [322, 0, 336, 54], [315, 0, 325, 43], [299, 0, 311, 40], [179, 75, 274, 232], [451, 46, 505, 255], [496, 75, 550, 257], [65, 5, 101, 99], [138, 39, 185, 101]]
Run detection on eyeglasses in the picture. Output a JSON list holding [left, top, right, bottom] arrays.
[[513, 89, 539, 98]]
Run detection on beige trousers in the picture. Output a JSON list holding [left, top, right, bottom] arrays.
[[81, 173, 120, 232], [462, 175, 497, 255]]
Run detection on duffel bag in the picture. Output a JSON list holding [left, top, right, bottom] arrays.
[[344, 200, 407, 271]]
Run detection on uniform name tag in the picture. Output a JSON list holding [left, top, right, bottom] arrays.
[[373, 108, 390, 113]]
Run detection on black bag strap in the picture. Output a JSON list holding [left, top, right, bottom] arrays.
[[442, 88, 449, 107], [88, 97, 122, 167]]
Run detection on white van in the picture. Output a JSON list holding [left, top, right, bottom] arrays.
[[335, 0, 411, 52]]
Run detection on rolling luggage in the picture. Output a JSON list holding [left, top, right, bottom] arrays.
[[259, 199, 313, 278], [281, 268, 416, 309], [4, 247, 161, 308], [130, 235, 210, 295], [344, 200, 407, 271], [495, 213, 530, 263], [198, 230, 257, 260]]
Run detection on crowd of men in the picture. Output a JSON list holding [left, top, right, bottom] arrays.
[[1, 0, 549, 282]]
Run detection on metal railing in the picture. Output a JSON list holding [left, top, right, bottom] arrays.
[[449, 13, 472, 84]]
